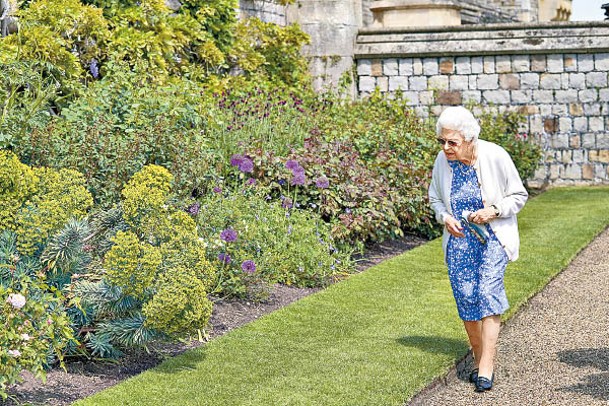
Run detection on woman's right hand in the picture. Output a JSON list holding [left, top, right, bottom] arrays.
[[445, 215, 465, 238]]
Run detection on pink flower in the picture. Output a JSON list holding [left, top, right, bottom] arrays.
[[8, 349, 21, 358], [6, 293, 26, 309], [20, 333, 31, 341]]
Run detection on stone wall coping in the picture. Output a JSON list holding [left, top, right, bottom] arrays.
[[369, 0, 461, 11], [355, 21, 609, 58]]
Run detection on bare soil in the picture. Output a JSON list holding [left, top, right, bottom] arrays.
[[3, 234, 427, 406]]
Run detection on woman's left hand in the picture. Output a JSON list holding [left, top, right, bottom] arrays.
[[468, 207, 497, 224]]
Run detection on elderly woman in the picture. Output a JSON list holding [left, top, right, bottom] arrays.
[[428, 106, 528, 392]]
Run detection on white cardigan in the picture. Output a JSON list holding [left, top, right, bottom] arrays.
[[428, 139, 528, 261]]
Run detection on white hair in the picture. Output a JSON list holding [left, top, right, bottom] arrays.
[[436, 106, 481, 142]]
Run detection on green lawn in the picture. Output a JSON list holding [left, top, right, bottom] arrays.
[[77, 186, 609, 406]]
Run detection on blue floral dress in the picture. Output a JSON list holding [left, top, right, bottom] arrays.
[[446, 160, 509, 321]]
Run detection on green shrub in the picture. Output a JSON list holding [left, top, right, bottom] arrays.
[[16, 73, 214, 203], [195, 179, 353, 299], [104, 231, 163, 298], [477, 109, 542, 186], [142, 267, 213, 336], [0, 61, 60, 149], [231, 18, 310, 88], [0, 151, 93, 257], [0, 276, 75, 400], [92, 165, 216, 343]]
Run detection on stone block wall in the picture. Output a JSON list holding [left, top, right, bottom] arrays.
[[355, 22, 609, 187], [238, 0, 287, 25]]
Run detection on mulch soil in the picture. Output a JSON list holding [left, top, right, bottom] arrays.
[[3, 234, 427, 406]]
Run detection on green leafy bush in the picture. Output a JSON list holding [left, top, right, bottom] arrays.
[[196, 180, 353, 299], [231, 18, 310, 87], [0, 150, 93, 257], [0, 61, 59, 149], [16, 73, 213, 203], [93, 165, 215, 341], [1, 273, 75, 400], [478, 109, 542, 187]]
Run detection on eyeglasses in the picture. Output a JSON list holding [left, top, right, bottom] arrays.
[[436, 138, 462, 148]]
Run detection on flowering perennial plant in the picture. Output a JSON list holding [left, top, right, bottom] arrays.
[[1, 279, 75, 400]]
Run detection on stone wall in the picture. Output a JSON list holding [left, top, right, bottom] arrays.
[[238, 0, 287, 25], [286, 0, 360, 94], [354, 22, 609, 187]]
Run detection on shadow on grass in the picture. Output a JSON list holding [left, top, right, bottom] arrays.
[[558, 348, 609, 401], [397, 335, 474, 385], [153, 347, 209, 375]]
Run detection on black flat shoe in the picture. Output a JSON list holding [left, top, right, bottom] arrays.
[[469, 368, 479, 383], [474, 373, 494, 392]]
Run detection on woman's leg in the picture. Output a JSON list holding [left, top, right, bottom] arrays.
[[477, 315, 501, 378], [463, 320, 482, 367]]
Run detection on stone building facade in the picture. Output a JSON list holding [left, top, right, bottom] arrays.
[[237, 0, 573, 94], [355, 22, 609, 187], [235, 1, 609, 187]]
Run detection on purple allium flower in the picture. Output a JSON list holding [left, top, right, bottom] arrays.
[[218, 253, 232, 264], [220, 228, 238, 242], [285, 159, 300, 170], [315, 176, 330, 189], [238, 157, 254, 173], [6, 293, 26, 309], [282, 197, 293, 209], [247, 178, 256, 186], [89, 58, 99, 79], [230, 154, 254, 173], [287, 225, 293, 235], [230, 154, 245, 167], [291, 165, 305, 175], [345, 208, 351, 214], [291, 172, 306, 186], [241, 260, 256, 273], [213, 186, 222, 194], [187, 202, 200, 215]]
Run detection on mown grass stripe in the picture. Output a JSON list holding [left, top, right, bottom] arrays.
[[77, 186, 609, 406]]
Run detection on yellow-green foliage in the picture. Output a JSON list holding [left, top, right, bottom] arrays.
[[121, 164, 173, 228], [21, 0, 109, 63], [0, 151, 93, 256], [1, 26, 82, 78], [107, 164, 217, 335], [142, 266, 213, 335], [3, 0, 108, 79], [104, 0, 225, 78], [104, 231, 162, 298], [0, 150, 39, 231], [231, 18, 310, 87], [159, 241, 216, 292], [16, 167, 93, 256]]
